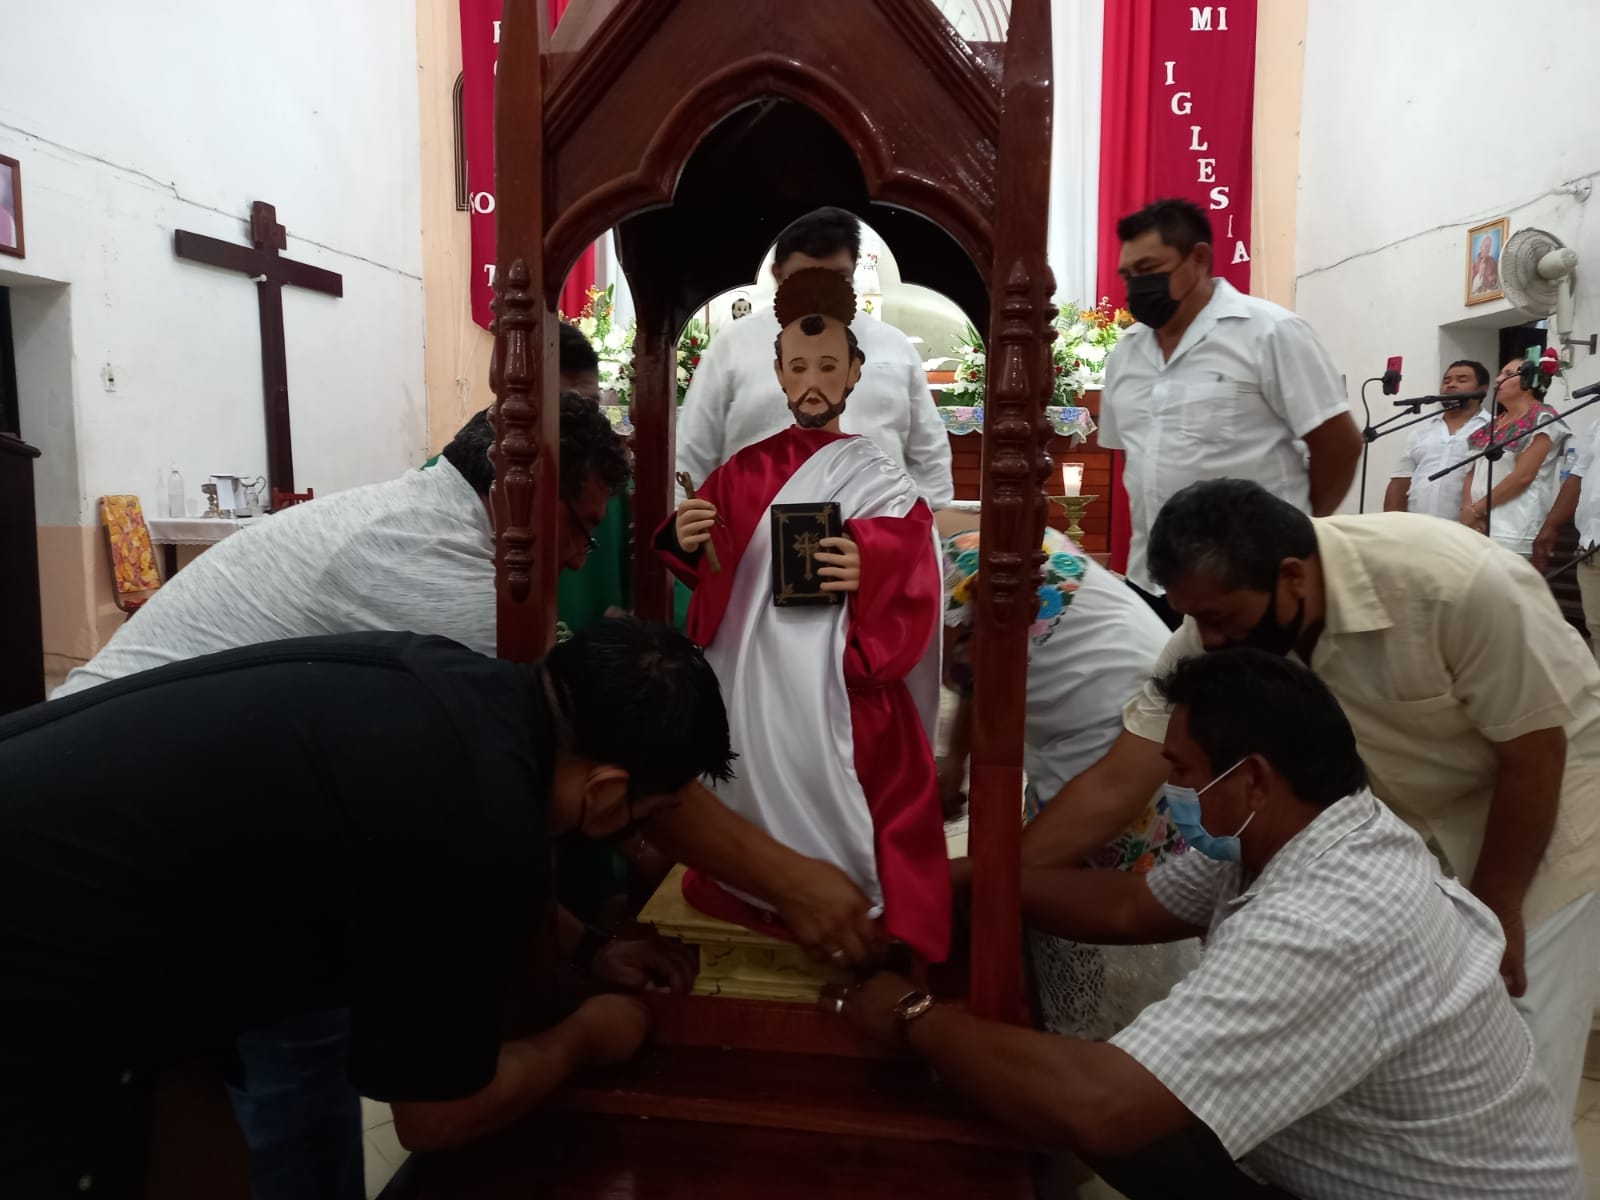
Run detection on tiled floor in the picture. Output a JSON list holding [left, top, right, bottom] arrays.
[[362, 1099, 408, 1199]]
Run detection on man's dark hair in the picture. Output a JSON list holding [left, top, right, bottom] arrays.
[[1448, 359, 1492, 388], [1157, 648, 1368, 807], [773, 207, 861, 268], [1116, 198, 1213, 255], [1148, 479, 1318, 592], [440, 393, 631, 500], [559, 322, 599, 376], [544, 618, 736, 796]]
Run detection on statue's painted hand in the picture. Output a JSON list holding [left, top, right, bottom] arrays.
[[816, 536, 861, 593], [675, 499, 718, 552]]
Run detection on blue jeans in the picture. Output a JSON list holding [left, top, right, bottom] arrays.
[[226, 1009, 364, 1200]]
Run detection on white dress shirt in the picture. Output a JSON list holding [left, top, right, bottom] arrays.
[[1391, 406, 1490, 520], [1099, 280, 1351, 593], [1568, 420, 1600, 549], [56, 462, 497, 696], [1112, 791, 1583, 1199], [675, 309, 953, 508]]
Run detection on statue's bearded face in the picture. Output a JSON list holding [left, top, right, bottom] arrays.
[[775, 314, 862, 430]]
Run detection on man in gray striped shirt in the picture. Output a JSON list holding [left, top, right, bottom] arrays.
[[845, 649, 1581, 1199]]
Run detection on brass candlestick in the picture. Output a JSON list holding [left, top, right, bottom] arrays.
[[1051, 495, 1098, 543]]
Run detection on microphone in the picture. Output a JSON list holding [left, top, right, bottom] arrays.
[[1395, 390, 1487, 406], [1573, 380, 1600, 400]]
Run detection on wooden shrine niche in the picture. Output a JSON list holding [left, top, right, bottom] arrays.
[[384, 1, 1060, 1195]]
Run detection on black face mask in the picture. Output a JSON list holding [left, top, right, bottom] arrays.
[[1126, 271, 1182, 330], [1235, 592, 1305, 657]]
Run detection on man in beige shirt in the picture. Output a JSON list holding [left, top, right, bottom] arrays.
[[1023, 478, 1600, 1112]]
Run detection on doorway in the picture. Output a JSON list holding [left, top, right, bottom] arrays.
[[0, 284, 45, 712]]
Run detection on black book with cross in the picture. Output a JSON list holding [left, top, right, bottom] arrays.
[[770, 502, 843, 607]]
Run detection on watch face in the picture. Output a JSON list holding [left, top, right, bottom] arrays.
[[894, 991, 935, 1022]]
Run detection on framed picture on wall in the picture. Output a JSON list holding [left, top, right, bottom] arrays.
[[1465, 217, 1506, 306], [0, 155, 22, 260]]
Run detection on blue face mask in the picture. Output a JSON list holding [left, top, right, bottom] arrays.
[[1163, 759, 1254, 861]]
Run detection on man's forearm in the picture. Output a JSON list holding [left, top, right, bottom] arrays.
[[1382, 478, 1410, 513], [903, 1004, 1190, 1155], [1021, 867, 1202, 946], [1471, 728, 1566, 913], [392, 1018, 591, 1152], [644, 781, 808, 906], [1308, 448, 1360, 516], [1020, 732, 1167, 869], [1543, 475, 1583, 536], [1305, 416, 1363, 516]]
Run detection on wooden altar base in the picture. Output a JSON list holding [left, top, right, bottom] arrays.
[[380, 1109, 1042, 1199]]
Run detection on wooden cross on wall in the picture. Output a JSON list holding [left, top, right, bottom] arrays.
[[174, 201, 343, 494]]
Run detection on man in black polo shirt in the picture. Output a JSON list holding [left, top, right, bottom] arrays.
[[0, 620, 783, 1197]]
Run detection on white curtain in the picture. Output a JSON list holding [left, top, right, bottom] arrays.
[[1048, 0, 1104, 308]]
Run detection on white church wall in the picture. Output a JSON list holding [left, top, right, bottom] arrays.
[[0, 0, 425, 663], [1294, 0, 1600, 513]]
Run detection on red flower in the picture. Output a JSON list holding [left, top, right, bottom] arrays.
[[691, 355, 701, 367]]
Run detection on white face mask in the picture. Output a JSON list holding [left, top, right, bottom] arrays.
[[1162, 758, 1254, 861]]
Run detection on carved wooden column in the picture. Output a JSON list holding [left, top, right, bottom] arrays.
[[490, 0, 560, 664], [969, 0, 1055, 1024]]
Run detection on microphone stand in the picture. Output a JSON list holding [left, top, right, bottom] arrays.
[[1545, 542, 1600, 582], [1430, 391, 1600, 541], [1356, 376, 1453, 514]]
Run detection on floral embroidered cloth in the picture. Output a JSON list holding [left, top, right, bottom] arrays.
[[1468, 403, 1564, 456], [100, 495, 161, 594], [942, 525, 1087, 646], [938, 405, 1096, 443]]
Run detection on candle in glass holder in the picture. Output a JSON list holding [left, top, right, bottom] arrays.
[[1062, 462, 1084, 497]]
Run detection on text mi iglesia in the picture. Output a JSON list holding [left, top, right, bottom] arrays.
[[1174, 6, 1249, 265]]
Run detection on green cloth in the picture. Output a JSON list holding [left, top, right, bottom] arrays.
[[553, 492, 633, 918], [414, 461, 634, 914], [673, 578, 692, 631]]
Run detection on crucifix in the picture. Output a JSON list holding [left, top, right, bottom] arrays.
[[174, 201, 343, 495], [792, 530, 823, 581]]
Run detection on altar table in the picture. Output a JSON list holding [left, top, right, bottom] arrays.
[[147, 515, 257, 578]]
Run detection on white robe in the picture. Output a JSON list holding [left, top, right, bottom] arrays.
[[705, 435, 942, 914]]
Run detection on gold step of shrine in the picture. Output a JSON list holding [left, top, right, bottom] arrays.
[[639, 820, 972, 1004], [638, 865, 848, 1003]]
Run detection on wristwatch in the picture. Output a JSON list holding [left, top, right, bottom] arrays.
[[892, 989, 936, 1025]]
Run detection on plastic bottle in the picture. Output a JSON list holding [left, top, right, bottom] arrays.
[[167, 466, 185, 518], [1562, 446, 1579, 482]]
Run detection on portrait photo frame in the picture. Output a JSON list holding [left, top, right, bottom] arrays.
[[0, 154, 23, 260], [1465, 216, 1507, 306]]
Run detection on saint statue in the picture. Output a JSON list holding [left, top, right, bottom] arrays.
[[656, 268, 950, 962]]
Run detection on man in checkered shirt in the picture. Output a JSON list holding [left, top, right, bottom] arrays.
[[843, 650, 1582, 1199]]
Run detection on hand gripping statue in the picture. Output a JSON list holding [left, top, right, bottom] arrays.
[[656, 268, 950, 962]]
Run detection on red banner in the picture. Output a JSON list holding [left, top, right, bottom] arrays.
[[1096, 0, 1258, 570], [459, 0, 592, 330]]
